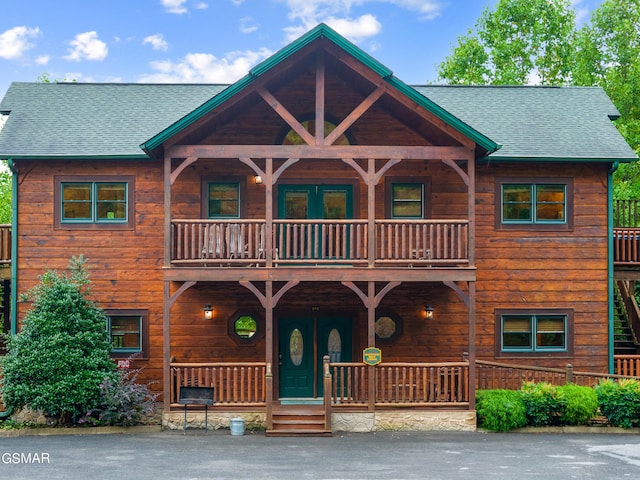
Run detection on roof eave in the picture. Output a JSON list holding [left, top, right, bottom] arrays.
[[478, 155, 638, 163]]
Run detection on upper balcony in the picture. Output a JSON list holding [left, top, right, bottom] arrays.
[[170, 218, 470, 269]]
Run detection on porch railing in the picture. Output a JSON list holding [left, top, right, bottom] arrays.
[[330, 362, 469, 407], [170, 362, 267, 407], [170, 219, 470, 267], [613, 228, 640, 264], [476, 359, 639, 390]]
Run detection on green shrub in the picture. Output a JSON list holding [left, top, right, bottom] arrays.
[[476, 389, 527, 432], [557, 383, 599, 425], [595, 379, 640, 429], [520, 382, 566, 426], [1, 256, 117, 424]]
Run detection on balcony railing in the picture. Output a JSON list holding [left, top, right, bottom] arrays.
[[170, 219, 470, 267]]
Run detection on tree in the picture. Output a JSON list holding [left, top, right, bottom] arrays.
[[0, 165, 11, 224], [1, 256, 117, 423], [437, 0, 577, 85]]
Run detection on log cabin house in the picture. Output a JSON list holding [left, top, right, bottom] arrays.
[[0, 24, 637, 434]]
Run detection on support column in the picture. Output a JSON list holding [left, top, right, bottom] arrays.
[[468, 281, 477, 409], [367, 281, 375, 411]]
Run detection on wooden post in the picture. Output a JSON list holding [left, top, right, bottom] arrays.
[[566, 364, 573, 384], [163, 153, 172, 413], [468, 281, 477, 409], [323, 355, 332, 432], [266, 362, 273, 430], [368, 281, 376, 412]]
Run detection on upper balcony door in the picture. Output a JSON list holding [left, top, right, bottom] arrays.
[[278, 184, 353, 260]]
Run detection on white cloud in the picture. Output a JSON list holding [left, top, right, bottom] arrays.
[[143, 34, 169, 51], [570, 0, 590, 25], [231, 0, 245, 5], [35, 55, 50, 65], [194, 2, 208, 9], [64, 31, 108, 61], [278, 0, 443, 43], [0, 26, 40, 60], [138, 48, 273, 84], [162, 0, 188, 14], [239, 17, 259, 34]]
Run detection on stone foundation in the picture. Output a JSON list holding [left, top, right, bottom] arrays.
[[162, 411, 266, 431], [333, 410, 476, 432], [163, 410, 476, 432]]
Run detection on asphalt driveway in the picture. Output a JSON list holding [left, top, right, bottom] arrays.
[[1, 429, 639, 479]]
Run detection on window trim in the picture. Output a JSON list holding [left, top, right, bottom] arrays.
[[495, 309, 573, 358], [54, 175, 135, 230], [201, 176, 247, 219], [385, 176, 432, 219], [495, 177, 573, 231], [105, 309, 149, 359]]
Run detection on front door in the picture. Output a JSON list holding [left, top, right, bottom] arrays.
[[279, 316, 352, 399]]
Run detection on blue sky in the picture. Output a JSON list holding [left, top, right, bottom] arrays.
[[0, 0, 605, 97]]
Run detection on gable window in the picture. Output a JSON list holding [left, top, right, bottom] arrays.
[[385, 177, 431, 219], [496, 309, 572, 357], [55, 176, 134, 230], [106, 309, 148, 358]]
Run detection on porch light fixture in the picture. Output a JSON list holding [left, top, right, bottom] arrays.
[[254, 175, 263, 185], [424, 305, 435, 320], [203, 304, 214, 320]]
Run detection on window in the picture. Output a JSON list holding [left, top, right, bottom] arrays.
[[385, 177, 431, 219], [502, 184, 566, 224], [208, 182, 240, 218], [228, 311, 264, 345], [497, 310, 572, 356], [55, 176, 134, 230], [106, 309, 148, 358], [391, 183, 423, 218]]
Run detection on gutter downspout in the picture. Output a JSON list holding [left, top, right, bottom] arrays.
[[608, 161, 619, 374], [0, 159, 16, 419]]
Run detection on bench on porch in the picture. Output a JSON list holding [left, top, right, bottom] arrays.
[[179, 386, 214, 433]]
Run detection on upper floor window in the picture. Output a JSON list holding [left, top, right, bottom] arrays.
[[496, 178, 573, 230], [496, 309, 573, 357], [385, 177, 431, 219], [502, 184, 566, 224], [55, 176, 135, 230], [208, 182, 240, 218]]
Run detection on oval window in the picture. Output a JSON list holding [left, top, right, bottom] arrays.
[[327, 328, 342, 363], [289, 328, 304, 366]]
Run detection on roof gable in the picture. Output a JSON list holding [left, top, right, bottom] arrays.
[[141, 23, 498, 155]]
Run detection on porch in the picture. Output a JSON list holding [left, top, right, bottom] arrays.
[[166, 359, 472, 434]]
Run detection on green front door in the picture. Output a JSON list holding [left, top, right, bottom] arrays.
[[279, 316, 352, 399]]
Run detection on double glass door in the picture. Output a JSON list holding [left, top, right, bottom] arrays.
[[278, 184, 353, 260], [278, 316, 351, 398]]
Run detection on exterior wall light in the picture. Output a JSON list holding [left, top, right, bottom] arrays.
[[204, 304, 214, 320], [424, 305, 435, 320], [254, 175, 263, 185]]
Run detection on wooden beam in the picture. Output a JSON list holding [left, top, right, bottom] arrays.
[[169, 280, 197, 308], [326, 86, 385, 146], [167, 144, 472, 161], [443, 280, 469, 307], [442, 158, 469, 186], [341, 280, 401, 309], [315, 51, 325, 145], [170, 157, 197, 185], [257, 86, 315, 146]]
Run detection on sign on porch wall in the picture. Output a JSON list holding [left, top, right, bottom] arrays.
[[363, 347, 382, 366]]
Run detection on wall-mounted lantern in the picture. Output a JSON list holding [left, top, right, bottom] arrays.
[[424, 305, 435, 320], [204, 304, 214, 320]]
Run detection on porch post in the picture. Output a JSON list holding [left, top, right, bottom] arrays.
[[163, 153, 172, 413], [368, 281, 376, 411], [265, 280, 274, 429], [468, 281, 477, 409], [367, 159, 376, 268]]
